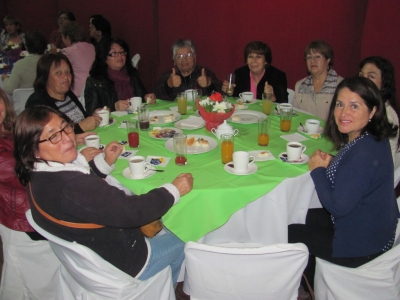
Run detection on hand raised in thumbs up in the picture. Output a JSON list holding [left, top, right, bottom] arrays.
[[167, 68, 182, 88], [197, 68, 210, 88]]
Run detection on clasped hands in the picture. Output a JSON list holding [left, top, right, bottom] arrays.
[[308, 149, 333, 171]]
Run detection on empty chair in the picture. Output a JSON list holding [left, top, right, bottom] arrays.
[[287, 88, 295, 104], [314, 218, 400, 300], [184, 242, 308, 300], [12, 88, 34, 115], [26, 210, 176, 300]]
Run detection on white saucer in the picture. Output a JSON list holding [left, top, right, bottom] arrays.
[[224, 162, 258, 175], [101, 118, 117, 127], [79, 144, 105, 151], [248, 150, 275, 162], [297, 126, 323, 135], [122, 167, 156, 180], [278, 152, 309, 164]]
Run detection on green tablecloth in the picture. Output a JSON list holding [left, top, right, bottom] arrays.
[[94, 99, 333, 242]]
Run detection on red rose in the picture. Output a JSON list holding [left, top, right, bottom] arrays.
[[209, 92, 224, 102]]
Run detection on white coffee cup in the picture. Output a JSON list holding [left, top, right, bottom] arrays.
[[84, 135, 100, 149], [129, 156, 152, 178], [239, 92, 254, 102], [98, 109, 110, 127], [129, 97, 142, 112], [185, 89, 198, 101], [232, 151, 255, 174], [286, 142, 307, 161], [305, 119, 321, 134]]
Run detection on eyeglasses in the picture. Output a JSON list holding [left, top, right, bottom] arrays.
[[38, 122, 74, 145], [247, 54, 264, 60], [58, 17, 68, 21], [306, 55, 324, 61], [175, 53, 194, 60], [108, 51, 127, 57]]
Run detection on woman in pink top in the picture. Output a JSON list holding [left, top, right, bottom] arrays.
[[61, 21, 95, 98]]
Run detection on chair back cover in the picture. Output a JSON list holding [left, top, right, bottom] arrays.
[[13, 88, 34, 115], [184, 242, 308, 300], [26, 210, 175, 300], [287, 88, 295, 104]]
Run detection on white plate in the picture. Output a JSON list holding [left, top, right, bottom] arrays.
[[236, 99, 257, 105], [234, 104, 249, 110], [228, 110, 267, 124], [101, 118, 117, 127], [248, 150, 275, 162], [278, 152, 310, 164], [79, 144, 105, 152], [148, 127, 183, 140], [224, 162, 258, 175], [164, 135, 217, 154], [122, 167, 156, 180], [297, 126, 324, 135], [174, 119, 205, 130], [149, 110, 181, 124]]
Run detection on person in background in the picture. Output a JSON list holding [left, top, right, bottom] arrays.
[[155, 39, 222, 101], [0, 16, 25, 51], [222, 41, 288, 102], [84, 38, 155, 115], [89, 15, 112, 48], [2, 30, 47, 95], [25, 53, 101, 133], [293, 40, 343, 121], [289, 77, 399, 290], [359, 56, 399, 162], [49, 10, 75, 50], [61, 21, 95, 98]]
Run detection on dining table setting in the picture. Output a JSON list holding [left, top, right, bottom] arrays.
[[88, 95, 333, 244]]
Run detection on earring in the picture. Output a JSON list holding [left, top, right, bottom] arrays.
[[369, 119, 371, 122]]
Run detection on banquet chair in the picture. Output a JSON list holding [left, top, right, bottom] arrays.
[[184, 242, 308, 300], [287, 88, 295, 104], [26, 210, 176, 300], [12, 88, 34, 115], [132, 53, 141, 69], [314, 217, 400, 300], [393, 151, 400, 187]]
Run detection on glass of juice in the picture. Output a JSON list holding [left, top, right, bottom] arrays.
[[278, 103, 293, 132], [221, 134, 234, 164], [258, 119, 271, 146], [262, 92, 273, 115], [177, 92, 187, 115], [138, 104, 150, 131], [173, 134, 187, 165], [226, 73, 235, 96], [127, 120, 139, 148]]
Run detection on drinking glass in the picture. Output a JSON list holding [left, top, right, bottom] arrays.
[[174, 134, 187, 165], [127, 120, 139, 148], [278, 104, 293, 132], [226, 73, 235, 97], [138, 105, 150, 131], [258, 119, 271, 146], [221, 134, 234, 164], [262, 93, 273, 115], [177, 92, 187, 115]]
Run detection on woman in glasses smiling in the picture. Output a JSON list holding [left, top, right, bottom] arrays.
[[293, 40, 343, 121], [84, 38, 155, 115]]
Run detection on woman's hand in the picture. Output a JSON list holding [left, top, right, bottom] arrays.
[[308, 149, 333, 171], [104, 141, 123, 166], [80, 147, 103, 162], [172, 173, 194, 196], [115, 99, 130, 111], [75, 132, 97, 146], [264, 82, 276, 102], [144, 93, 156, 104], [79, 116, 102, 131]]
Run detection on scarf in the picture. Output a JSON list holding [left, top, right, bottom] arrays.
[[299, 68, 339, 95], [34, 153, 90, 174], [108, 67, 134, 100]]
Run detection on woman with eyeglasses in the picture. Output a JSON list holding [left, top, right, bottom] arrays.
[[49, 10, 75, 50], [293, 40, 343, 121], [84, 38, 155, 115], [222, 41, 288, 102], [25, 53, 101, 134]]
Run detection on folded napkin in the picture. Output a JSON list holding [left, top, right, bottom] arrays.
[[179, 116, 204, 128], [111, 111, 128, 117], [170, 106, 193, 111], [280, 133, 308, 142]]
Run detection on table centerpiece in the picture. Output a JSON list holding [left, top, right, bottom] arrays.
[[3, 41, 22, 62]]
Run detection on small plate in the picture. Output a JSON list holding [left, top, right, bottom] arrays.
[[279, 152, 310, 164], [101, 118, 117, 127], [122, 167, 156, 180], [237, 99, 257, 105], [174, 119, 205, 130], [228, 111, 267, 124], [165, 135, 217, 154], [79, 144, 105, 151], [248, 150, 275, 162], [149, 128, 182, 140], [234, 104, 249, 110], [297, 126, 324, 135], [224, 162, 258, 175], [149, 110, 181, 124]]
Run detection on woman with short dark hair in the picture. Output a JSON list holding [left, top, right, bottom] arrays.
[[89, 15, 112, 46], [49, 9, 76, 49], [0, 15, 25, 52]]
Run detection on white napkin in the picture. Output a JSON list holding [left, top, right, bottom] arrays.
[[280, 133, 308, 142], [178, 116, 204, 128], [111, 111, 128, 117], [169, 106, 193, 111]]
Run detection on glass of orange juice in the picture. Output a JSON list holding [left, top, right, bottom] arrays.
[[278, 103, 293, 132], [262, 93, 273, 115], [221, 134, 234, 164], [258, 119, 271, 146], [177, 92, 187, 115]]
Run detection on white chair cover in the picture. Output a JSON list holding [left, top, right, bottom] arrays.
[[12, 88, 34, 115], [287, 88, 295, 104], [0, 224, 61, 300], [26, 210, 176, 300], [394, 151, 400, 187], [314, 218, 400, 300], [132, 54, 141, 69], [184, 242, 308, 300]]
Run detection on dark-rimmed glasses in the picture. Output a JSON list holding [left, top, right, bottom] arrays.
[[108, 51, 127, 57], [38, 122, 74, 144]]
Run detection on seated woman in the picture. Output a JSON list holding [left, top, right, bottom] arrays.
[[0, 16, 25, 56], [292, 40, 343, 121], [84, 38, 155, 116], [61, 21, 95, 98], [221, 41, 288, 102], [13, 106, 193, 284], [0, 89, 61, 299], [289, 77, 399, 290], [1, 30, 47, 95], [49, 10, 75, 49], [25, 53, 101, 134], [359, 56, 400, 162]]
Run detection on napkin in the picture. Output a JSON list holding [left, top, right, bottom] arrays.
[[111, 111, 128, 117], [169, 106, 193, 111], [178, 116, 204, 128], [280, 133, 308, 142]]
